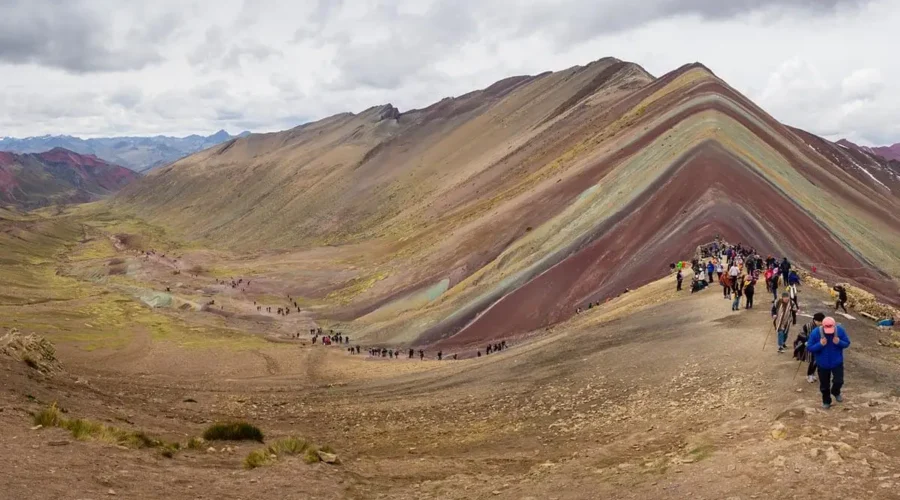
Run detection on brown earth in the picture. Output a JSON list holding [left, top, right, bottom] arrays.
[[2, 267, 899, 499]]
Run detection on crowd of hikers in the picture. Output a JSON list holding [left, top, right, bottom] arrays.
[[673, 239, 866, 409]]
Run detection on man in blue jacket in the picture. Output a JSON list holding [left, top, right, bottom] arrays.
[[807, 317, 851, 409]]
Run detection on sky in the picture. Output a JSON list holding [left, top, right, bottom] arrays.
[[0, 0, 897, 146]]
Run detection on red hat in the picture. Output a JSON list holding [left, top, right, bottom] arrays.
[[822, 317, 836, 334]]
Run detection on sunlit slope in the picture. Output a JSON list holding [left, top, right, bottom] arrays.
[[114, 60, 900, 346]]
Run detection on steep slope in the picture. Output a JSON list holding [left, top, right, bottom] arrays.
[[0, 148, 139, 209], [114, 58, 900, 348], [0, 130, 250, 173]]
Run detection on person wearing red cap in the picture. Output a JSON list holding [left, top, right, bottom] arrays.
[[806, 316, 851, 409]]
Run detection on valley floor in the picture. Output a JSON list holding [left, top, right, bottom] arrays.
[[1, 210, 899, 499]]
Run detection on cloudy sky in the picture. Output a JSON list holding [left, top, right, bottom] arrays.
[[0, 0, 896, 145]]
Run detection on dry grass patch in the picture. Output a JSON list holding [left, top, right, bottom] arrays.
[[33, 404, 169, 450], [243, 437, 337, 469]]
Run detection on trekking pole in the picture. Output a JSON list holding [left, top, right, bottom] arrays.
[[762, 325, 775, 351], [792, 358, 803, 381]]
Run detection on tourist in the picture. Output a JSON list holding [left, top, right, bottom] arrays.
[[676, 269, 683, 291], [833, 285, 849, 313], [772, 293, 798, 353], [794, 312, 824, 383], [807, 317, 850, 409], [744, 276, 755, 309]]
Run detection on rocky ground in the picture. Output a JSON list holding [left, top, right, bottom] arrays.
[[2, 263, 899, 499]]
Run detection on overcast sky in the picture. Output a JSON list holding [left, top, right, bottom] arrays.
[[0, 0, 896, 145]]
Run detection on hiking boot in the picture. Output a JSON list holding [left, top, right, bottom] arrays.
[[777, 347, 784, 353], [834, 395, 843, 403], [822, 403, 831, 410], [807, 375, 816, 383]]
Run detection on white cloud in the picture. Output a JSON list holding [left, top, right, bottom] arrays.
[[0, 0, 896, 147]]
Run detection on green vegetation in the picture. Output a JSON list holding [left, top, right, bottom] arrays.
[[203, 422, 264, 442], [243, 437, 336, 469], [33, 404, 170, 449]]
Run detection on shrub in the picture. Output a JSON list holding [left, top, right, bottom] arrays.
[[32, 404, 168, 450], [202, 422, 264, 442]]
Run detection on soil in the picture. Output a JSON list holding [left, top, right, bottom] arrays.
[[2, 271, 899, 500]]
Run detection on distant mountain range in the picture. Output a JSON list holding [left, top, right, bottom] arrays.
[[837, 139, 900, 163], [0, 148, 140, 209], [0, 130, 250, 173]]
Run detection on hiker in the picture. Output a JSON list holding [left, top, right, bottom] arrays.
[[676, 269, 683, 291], [437, 351, 443, 361], [772, 293, 798, 353], [744, 276, 755, 309], [795, 313, 824, 383], [807, 317, 850, 409], [486, 344, 492, 355], [788, 283, 800, 323], [501, 340, 507, 349], [477, 351, 481, 357], [453, 354, 458, 360], [715, 260, 724, 280], [770, 272, 781, 302], [833, 285, 849, 313], [780, 257, 791, 283], [706, 261, 715, 282], [788, 270, 801, 286], [720, 272, 732, 299], [355, 345, 360, 354], [731, 277, 743, 311], [418, 350, 424, 360]]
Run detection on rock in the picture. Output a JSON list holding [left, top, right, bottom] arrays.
[[825, 447, 843, 464], [810, 448, 821, 459], [206, 447, 217, 453], [770, 422, 787, 440], [30, 425, 42, 430], [870, 412, 894, 423], [317, 451, 339, 464], [107, 489, 116, 496], [47, 440, 70, 446]]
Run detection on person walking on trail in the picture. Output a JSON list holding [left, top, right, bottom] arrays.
[[772, 292, 798, 353], [715, 260, 724, 280], [721, 272, 732, 299], [795, 313, 824, 383], [706, 261, 715, 283], [770, 271, 781, 303], [676, 269, 683, 291], [744, 276, 755, 309], [833, 285, 849, 313], [807, 317, 850, 409], [731, 277, 743, 311], [780, 257, 792, 283]]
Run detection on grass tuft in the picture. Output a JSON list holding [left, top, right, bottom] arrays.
[[186, 437, 207, 450], [304, 445, 322, 464], [33, 403, 64, 427], [243, 437, 317, 469], [32, 404, 169, 450], [203, 422, 264, 442]]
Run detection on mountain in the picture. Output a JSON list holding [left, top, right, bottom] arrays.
[[114, 57, 900, 348], [837, 138, 900, 163], [0, 148, 139, 209], [0, 130, 251, 173]]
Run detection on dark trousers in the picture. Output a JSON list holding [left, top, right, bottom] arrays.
[[807, 355, 817, 377], [677, 279, 682, 291], [745, 292, 754, 309], [817, 364, 844, 405], [835, 300, 848, 313]]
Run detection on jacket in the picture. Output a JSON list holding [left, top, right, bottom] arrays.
[[807, 325, 850, 369]]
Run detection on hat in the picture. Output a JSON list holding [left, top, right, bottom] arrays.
[[822, 317, 836, 334], [781, 292, 789, 298], [813, 312, 826, 322]]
